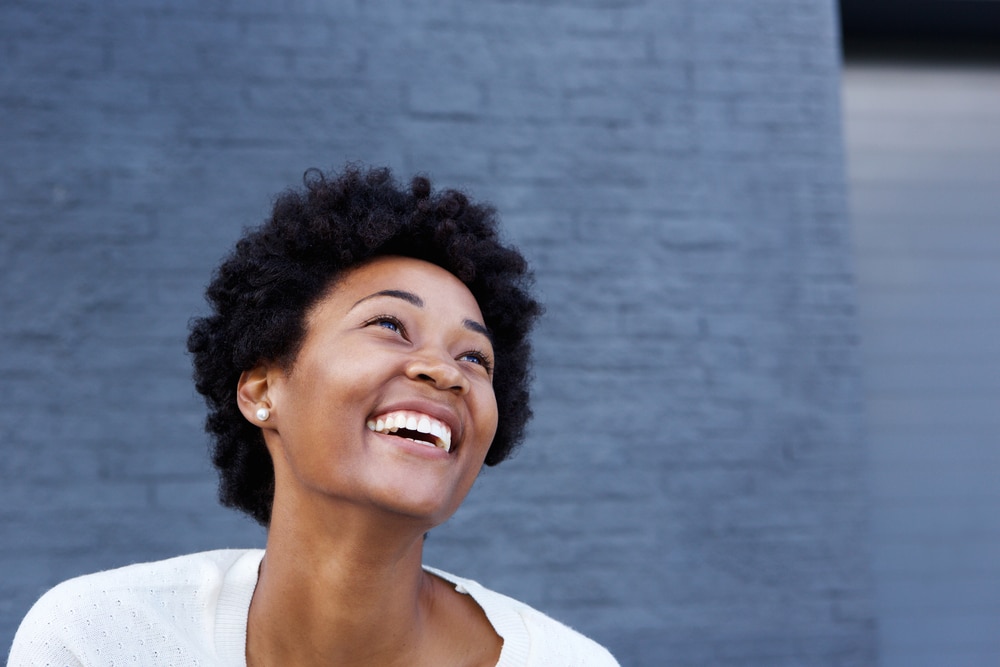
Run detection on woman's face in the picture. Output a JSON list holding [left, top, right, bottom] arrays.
[[255, 256, 499, 528]]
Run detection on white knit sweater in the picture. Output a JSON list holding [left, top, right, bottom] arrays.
[[8, 549, 619, 666]]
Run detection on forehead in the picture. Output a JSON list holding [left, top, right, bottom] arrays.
[[325, 256, 484, 318]]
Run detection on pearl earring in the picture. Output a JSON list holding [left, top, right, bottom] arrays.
[[256, 407, 270, 421]]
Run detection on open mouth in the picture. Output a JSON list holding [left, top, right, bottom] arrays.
[[367, 410, 452, 452]]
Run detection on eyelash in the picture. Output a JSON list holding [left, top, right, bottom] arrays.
[[460, 349, 494, 374], [365, 314, 406, 336], [364, 314, 493, 374]]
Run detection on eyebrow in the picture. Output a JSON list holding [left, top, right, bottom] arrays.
[[463, 318, 493, 343], [353, 289, 493, 342], [352, 289, 424, 308]]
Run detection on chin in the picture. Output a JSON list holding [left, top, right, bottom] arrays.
[[369, 486, 468, 527]]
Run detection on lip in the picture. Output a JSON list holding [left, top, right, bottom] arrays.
[[368, 399, 463, 454]]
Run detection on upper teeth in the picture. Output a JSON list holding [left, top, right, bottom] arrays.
[[367, 410, 452, 452]]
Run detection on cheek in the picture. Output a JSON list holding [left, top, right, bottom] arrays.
[[303, 350, 375, 399], [477, 389, 500, 445], [276, 358, 366, 434]]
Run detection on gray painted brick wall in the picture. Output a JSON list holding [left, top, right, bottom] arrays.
[[1, 1, 876, 664]]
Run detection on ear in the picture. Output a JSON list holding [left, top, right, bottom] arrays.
[[237, 364, 275, 425]]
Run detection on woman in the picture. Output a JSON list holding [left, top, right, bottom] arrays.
[[9, 165, 619, 666]]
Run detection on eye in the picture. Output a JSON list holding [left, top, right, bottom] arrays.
[[365, 314, 406, 336], [459, 349, 493, 374]]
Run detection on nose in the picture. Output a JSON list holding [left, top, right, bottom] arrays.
[[405, 347, 470, 394]]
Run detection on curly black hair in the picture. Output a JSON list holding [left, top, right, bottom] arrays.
[[187, 165, 541, 526]]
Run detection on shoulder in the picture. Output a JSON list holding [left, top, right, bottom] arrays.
[[425, 567, 620, 667], [8, 549, 263, 666], [19, 548, 259, 613]]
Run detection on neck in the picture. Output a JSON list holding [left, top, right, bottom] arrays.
[[246, 497, 439, 667]]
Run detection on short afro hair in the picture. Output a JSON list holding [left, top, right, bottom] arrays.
[[187, 165, 541, 526]]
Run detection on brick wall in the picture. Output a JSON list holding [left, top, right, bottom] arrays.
[[0, 1, 876, 664]]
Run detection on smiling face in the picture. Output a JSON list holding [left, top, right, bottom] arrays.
[[242, 256, 499, 530]]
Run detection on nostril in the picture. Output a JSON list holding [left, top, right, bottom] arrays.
[[408, 360, 468, 393]]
